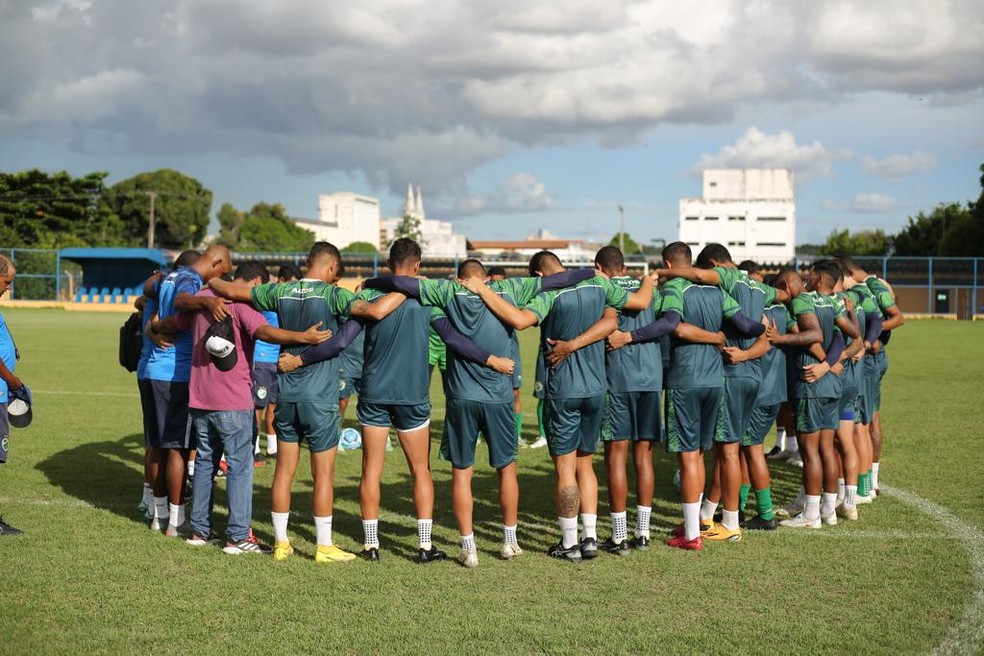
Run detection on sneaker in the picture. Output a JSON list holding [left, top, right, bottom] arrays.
[[385, 437, 395, 452], [137, 500, 149, 515], [600, 537, 631, 556], [315, 545, 357, 563], [0, 517, 23, 536], [775, 499, 804, 518], [580, 537, 599, 560], [765, 445, 782, 458], [417, 546, 447, 563], [665, 535, 703, 551], [272, 541, 294, 561], [787, 453, 804, 468], [836, 503, 858, 521], [780, 513, 822, 529], [547, 542, 582, 561], [743, 515, 778, 531], [500, 542, 524, 559], [821, 511, 838, 526], [529, 436, 548, 450], [671, 520, 712, 538], [165, 521, 190, 538], [628, 535, 650, 551], [856, 493, 874, 505], [360, 547, 380, 562], [457, 547, 478, 569], [186, 531, 220, 546], [702, 524, 742, 542], [215, 460, 227, 478], [149, 516, 169, 532], [768, 448, 798, 461], [223, 531, 272, 555]]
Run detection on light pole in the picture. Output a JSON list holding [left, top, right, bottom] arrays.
[[145, 191, 158, 249], [618, 204, 625, 252]]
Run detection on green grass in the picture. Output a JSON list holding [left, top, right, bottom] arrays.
[[0, 310, 981, 654]]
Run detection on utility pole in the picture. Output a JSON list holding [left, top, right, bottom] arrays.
[[145, 191, 158, 249], [618, 205, 625, 252]]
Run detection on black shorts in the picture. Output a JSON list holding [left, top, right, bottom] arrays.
[[252, 362, 279, 407], [0, 403, 8, 464], [150, 379, 194, 450], [138, 378, 160, 447]]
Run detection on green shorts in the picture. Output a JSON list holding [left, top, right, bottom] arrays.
[[544, 396, 605, 457], [838, 381, 858, 422], [796, 397, 839, 433], [441, 398, 517, 469], [357, 400, 431, 432], [274, 401, 340, 453], [743, 403, 780, 447], [666, 387, 725, 454], [855, 384, 871, 425], [603, 391, 661, 442], [864, 350, 888, 413], [723, 377, 760, 444]]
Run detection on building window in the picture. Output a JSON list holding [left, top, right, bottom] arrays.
[[728, 216, 745, 221], [685, 216, 698, 221], [705, 216, 719, 221], [728, 241, 746, 247], [756, 242, 786, 247], [686, 242, 700, 246], [757, 216, 786, 221]]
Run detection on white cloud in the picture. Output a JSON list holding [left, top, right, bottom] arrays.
[[822, 193, 905, 213], [862, 151, 937, 177], [694, 128, 852, 182], [452, 173, 555, 216]]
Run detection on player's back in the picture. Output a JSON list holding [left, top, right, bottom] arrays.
[[757, 302, 788, 406], [606, 276, 662, 393], [339, 328, 365, 380], [716, 267, 771, 379], [360, 290, 431, 405], [665, 278, 727, 390], [443, 285, 515, 403], [146, 269, 196, 381], [792, 291, 842, 400], [538, 277, 609, 400]]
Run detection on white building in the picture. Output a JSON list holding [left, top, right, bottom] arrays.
[[293, 192, 382, 250], [380, 183, 467, 258], [678, 169, 796, 264]]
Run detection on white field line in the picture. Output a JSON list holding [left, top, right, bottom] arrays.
[[882, 485, 984, 656], [33, 389, 138, 398]]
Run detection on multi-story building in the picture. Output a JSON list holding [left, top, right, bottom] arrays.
[[380, 183, 467, 258], [293, 192, 382, 250], [678, 169, 796, 264]]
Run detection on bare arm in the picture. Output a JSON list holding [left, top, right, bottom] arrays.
[[621, 275, 655, 311], [881, 305, 904, 331], [207, 278, 252, 302], [656, 266, 721, 286], [350, 293, 407, 322], [836, 310, 861, 341], [547, 308, 617, 367], [254, 322, 333, 346], [771, 312, 822, 346], [459, 277, 538, 329], [723, 332, 770, 365], [0, 359, 23, 391], [674, 322, 726, 346]]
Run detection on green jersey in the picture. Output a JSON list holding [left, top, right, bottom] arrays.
[[357, 288, 437, 405], [713, 266, 775, 380], [789, 291, 844, 400], [605, 276, 663, 394], [864, 275, 897, 316], [836, 291, 862, 391], [250, 280, 355, 404], [427, 325, 446, 366], [757, 303, 789, 405], [524, 275, 630, 400], [419, 279, 515, 403], [657, 277, 740, 390]]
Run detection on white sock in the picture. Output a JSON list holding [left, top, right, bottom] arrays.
[[872, 462, 880, 489], [141, 483, 152, 506], [272, 511, 289, 543], [787, 436, 799, 453], [153, 496, 169, 522], [795, 484, 806, 505], [267, 433, 278, 454], [363, 519, 379, 548], [417, 518, 433, 550], [460, 533, 475, 551], [804, 495, 821, 521], [837, 478, 846, 504], [503, 524, 518, 545], [559, 516, 578, 548], [580, 513, 597, 541], [845, 485, 858, 508], [700, 499, 718, 522], [611, 511, 627, 543], [821, 492, 838, 517], [168, 503, 184, 528], [721, 509, 740, 531], [635, 505, 652, 538], [682, 502, 701, 540], [254, 438, 261, 455], [314, 515, 333, 547], [187, 459, 195, 477], [775, 426, 786, 451]]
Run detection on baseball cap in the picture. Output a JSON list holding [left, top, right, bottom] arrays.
[[8, 385, 32, 429], [205, 317, 237, 372]]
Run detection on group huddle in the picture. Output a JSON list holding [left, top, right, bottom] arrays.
[[132, 237, 902, 566]]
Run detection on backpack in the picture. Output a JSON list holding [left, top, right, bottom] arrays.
[[119, 311, 144, 373]]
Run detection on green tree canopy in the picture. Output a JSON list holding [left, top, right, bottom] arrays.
[[217, 202, 314, 252], [393, 214, 424, 246], [894, 164, 984, 256], [821, 229, 892, 256], [342, 241, 379, 254], [107, 169, 212, 250], [608, 232, 641, 254]]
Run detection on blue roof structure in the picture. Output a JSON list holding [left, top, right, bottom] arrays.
[[59, 248, 169, 294]]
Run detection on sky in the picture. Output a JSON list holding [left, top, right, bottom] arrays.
[[1, 0, 983, 247]]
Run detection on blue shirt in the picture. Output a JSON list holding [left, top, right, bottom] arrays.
[[145, 267, 202, 383], [253, 311, 280, 364], [0, 312, 17, 404], [136, 298, 157, 381]]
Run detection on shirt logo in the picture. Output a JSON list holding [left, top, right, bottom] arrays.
[[256, 387, 267, 400]]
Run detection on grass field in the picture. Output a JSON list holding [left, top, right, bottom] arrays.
[[0, 309, 982, 655]]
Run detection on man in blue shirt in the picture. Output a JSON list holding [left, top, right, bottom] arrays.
[[0, 255, 27, 535]]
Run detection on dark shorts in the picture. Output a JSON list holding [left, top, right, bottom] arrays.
[[512, 371, 523, 391], [339, 375, 361, 400], [544, 396, 605, 457], [0, 403, 8, 464], [603, 391, 661, 442], [796, 397, 839, 433], [855, 384, 872, 425], [150, 379, 193, 450], [743, 403, 780, 447], [441, 398, 517, 469], [251, 362, 279, 407], [357, 400, 431, 432], [275, 401, 340, 453], [838, 382, 858, 422], [722, 377, 760, 444], [666, 387, 725, 454], [533, 354, 545, 400], [138, 378, 161, 447]]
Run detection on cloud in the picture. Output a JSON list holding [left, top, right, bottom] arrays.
[[862, 151, 938, 177], [0, 0, 981, 197], [452, 173, 555, 216], [822, 193, 905, 213], [694, 127, 852, 182]]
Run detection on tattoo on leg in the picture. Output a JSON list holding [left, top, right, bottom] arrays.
[[559, 485, 579, 516]]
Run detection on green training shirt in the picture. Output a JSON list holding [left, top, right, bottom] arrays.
[[713, 266, 775, 380], [605, 276, 663, 394], [757, 302, 789, 405], [789, 291, 844, 400]]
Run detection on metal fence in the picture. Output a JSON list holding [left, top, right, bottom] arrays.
[[4, 249, 982, 317]]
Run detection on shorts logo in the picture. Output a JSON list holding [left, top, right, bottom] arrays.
[[339, 379, 347, 391], [1, 436, 7, 451], [256, 387, 267, 400], [534, 381, 544, 394]]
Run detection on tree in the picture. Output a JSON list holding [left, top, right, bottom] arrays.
[[608, 232, 642, 254], [893, 164, 984, 256], [821, 229, 892, 256], [217, 202, 314, 252], [0, 169, 122, 248], [393, 214, 424, 246], [107, 169, 212, 250], [215, 202, 246, 248], [342, 241, 379, 255]]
